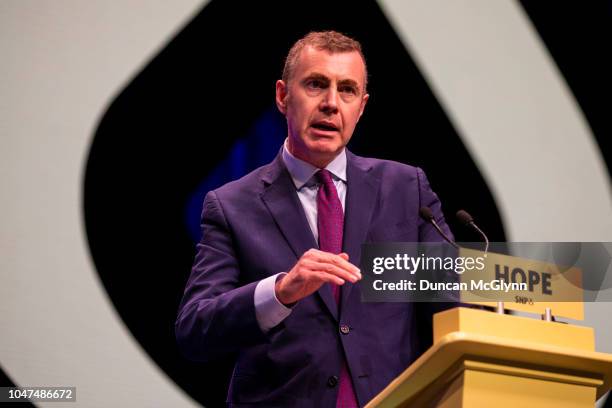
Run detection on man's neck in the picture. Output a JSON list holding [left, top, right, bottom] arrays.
[[286, 139, 339, 169]]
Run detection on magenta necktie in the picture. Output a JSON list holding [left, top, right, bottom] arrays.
[[316, 169, 359, 408]]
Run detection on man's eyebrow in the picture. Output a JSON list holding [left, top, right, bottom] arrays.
[[338, 79, 360, 89], [302, 73, 330, 83]]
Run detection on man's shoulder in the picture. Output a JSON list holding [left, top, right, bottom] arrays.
[[211, 158, 279, 200], [349, 151, 422, 181]]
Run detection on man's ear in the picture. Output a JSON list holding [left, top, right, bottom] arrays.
[[275, 80, 288, 115], [358, 93, 369, 120]]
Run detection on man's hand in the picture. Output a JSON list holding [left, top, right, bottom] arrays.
[[275, 249, 362, 306]]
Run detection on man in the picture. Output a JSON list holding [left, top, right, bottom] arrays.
[[176, 31, 455, 407]]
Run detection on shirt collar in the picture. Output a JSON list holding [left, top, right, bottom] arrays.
[[282, 138, 347, 190]]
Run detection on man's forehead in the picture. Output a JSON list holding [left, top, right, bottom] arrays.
[[294, 46, 366, 83]]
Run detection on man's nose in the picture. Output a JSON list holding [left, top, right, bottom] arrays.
[[320, 88, 339, 113]]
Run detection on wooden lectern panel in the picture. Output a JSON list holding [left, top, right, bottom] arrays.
[[366, 308, 612, 407]]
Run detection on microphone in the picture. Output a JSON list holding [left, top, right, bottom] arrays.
[[456, 210, 489, 255], [419, 207, 458, 249]]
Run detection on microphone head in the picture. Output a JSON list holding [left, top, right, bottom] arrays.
[[419, 207, 434, 221], [456, 209, 474, 225]]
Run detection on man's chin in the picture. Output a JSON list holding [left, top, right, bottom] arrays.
[[306, 137, 342, 153], [308, 145, 342, 159]]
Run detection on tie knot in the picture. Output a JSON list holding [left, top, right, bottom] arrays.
[[315, 169, 334, 186]]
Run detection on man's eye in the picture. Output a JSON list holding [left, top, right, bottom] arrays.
[[307, 80, 324, 89], [340, 86, 357, 95]]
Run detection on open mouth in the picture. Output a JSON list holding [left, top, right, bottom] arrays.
[[311, 122, 339, 132]]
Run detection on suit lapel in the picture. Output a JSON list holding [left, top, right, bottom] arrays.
[[260, 152, 338, 320], [341, 151, 380, 312]]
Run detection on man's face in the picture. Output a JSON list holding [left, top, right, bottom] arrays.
[[276, 46, 369, 167]]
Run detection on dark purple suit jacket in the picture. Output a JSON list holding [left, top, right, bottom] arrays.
[[176, 150, 455, 407]]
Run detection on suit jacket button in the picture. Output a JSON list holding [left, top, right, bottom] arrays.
[[327, 375, 339, 387], [340, 324, 350, 335]]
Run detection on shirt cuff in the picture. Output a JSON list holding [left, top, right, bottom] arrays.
[[254, 273, 293, 333]]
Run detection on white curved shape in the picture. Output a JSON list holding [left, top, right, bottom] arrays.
[[377, 0, 611, 243], [0, 1, 207, 406]]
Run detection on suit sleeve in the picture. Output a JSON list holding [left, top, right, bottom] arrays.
[[415, 167, 454, 242], [175, 190, 269, 362]]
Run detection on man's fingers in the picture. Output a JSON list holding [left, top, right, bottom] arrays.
[[311, 250, 361, 277], [309, 261, 360, 283], [298, 259, 357, 283], [329, 255, 361, 279], [314, 271, 345, 286], [332, 254, 361, 276]]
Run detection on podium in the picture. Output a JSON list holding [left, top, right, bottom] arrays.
[[365, 307, 612, 407]]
